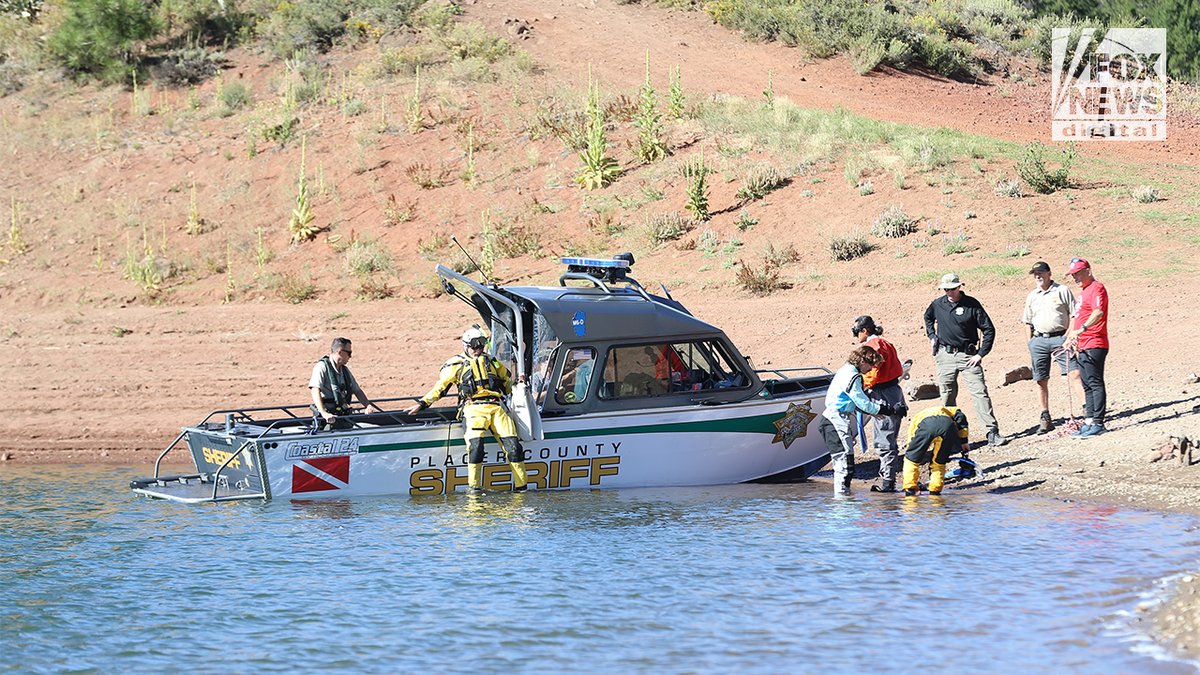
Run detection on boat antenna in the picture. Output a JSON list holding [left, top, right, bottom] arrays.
[[450, 235, 493, 286]]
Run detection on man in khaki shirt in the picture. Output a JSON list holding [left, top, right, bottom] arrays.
[[1022, 261, 1084, 433]]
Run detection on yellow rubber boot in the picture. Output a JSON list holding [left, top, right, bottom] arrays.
[[902, 459, 921, 495], [510, 461, 528, 491], [467, 463, 483, 491], [929, 462, 946, 495]]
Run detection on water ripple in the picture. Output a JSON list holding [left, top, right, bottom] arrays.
[[1, 466, 1198, 674]]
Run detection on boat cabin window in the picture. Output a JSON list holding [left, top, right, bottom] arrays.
[[554, 348, 596, 405], [599, 340, 748, 399]]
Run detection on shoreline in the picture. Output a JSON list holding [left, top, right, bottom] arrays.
[[3, 291, 1199, 664]]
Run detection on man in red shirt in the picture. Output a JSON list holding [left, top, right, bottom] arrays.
[[1064, 258, 1109, 438]]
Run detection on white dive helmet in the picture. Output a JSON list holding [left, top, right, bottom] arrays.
[[462, 327, 488, 350]]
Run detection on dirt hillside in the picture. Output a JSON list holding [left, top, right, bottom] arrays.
[[0, 0, 1198, 511]]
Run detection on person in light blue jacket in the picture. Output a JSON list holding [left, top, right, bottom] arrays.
[[818, 346, 899, 494]]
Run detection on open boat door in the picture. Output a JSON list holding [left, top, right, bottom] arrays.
[[510, 382, 544, 441]]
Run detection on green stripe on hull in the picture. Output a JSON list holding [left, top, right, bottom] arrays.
[[360, 410, 787, 454]]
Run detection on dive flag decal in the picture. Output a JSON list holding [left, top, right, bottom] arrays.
[[292, 456, 350, 493]]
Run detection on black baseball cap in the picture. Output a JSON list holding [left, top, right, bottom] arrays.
[[1029, 261, 1050, 274]]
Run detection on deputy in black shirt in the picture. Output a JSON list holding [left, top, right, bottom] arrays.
[[923, 273, 1007, 446]]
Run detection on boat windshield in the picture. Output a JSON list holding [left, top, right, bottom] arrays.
[[599, 340, 747, 399], [530, 312, 560, 407]]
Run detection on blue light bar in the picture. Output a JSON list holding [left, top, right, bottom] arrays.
[[561, 257, 630, 268]]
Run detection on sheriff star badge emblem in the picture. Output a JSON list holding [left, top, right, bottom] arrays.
[[772, 401, 816, 449]]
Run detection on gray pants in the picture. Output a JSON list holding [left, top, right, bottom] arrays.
[[818, 412, 856, 494], [935, 347, 999, 436], [868, 383, 906, 487]]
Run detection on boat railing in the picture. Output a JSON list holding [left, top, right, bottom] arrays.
[[150, 396, 423, 480], [193, 396, 414, 427], [755, 366, 834, 379], [756, 366, 835, 396], [557, 272, 654, 302], [554, 269, 652, 297]]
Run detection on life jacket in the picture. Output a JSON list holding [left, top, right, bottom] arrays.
[[459, 354, 507, 400], [319, 355, 352, 413]]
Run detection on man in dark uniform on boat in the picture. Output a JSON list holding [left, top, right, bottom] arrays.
[[405, 328, 529, 494], [901, 406, 970, 496], [310, 337, 377, 431]]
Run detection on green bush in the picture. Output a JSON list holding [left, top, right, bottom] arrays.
[[439, 21, 511, 62], [256, 0, 349, 59], [379, 46, 440, 76], [916, 34, 971, 78], [47, 0, 163, 82], [0, 0, 43, 21], [343, 237, 394, 276], [1016, 141, 1076, 194], [219, 80, 251, 110]]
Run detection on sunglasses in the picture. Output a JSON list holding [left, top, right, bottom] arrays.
[[340, 349, 352, 356]]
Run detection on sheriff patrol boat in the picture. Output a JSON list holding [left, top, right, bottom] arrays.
[[131, 255, 835, 502]]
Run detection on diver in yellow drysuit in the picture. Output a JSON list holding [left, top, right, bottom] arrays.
[[404, 328, 528, 494], [902, 406, 970, 496]]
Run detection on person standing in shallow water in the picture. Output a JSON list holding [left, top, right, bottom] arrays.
[[819, 346, 897, 495], [405, 328, 529, 494], [852, 316, 908, 493], [902, 406, 971, 497]]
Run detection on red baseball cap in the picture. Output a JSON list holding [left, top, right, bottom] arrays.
[[1067, 258, 1090, 274]]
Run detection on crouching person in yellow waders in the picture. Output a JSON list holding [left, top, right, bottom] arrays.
[[405, 328, 529, 494], [902, 406, 970, 496]]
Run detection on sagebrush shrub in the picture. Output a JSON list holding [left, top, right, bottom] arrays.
[[994, 178, 1022, 197], [871, 204, 915, 238], [152, 47, 222, 86], [343, 238, 394, 276], [1132, 185, 1162, 203], [829, 232, 873, 261], [737, 165, 787, 201], [646, 212, 691, 246]]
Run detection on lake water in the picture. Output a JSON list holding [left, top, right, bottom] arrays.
[[2, 465, 1199, 675]]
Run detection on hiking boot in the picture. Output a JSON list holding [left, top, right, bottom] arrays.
[[928, 490, 941, 496], [1070, 424, 1092, 438], [870, 484, 896, 493], [987, 431, 1008, 447], [1037, 411, 1054, 435], [904, 489, 918, 497], [1078, 424, 1105, 438]]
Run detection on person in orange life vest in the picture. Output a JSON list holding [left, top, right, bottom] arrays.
[[652, 344, 689, 391], [853, 316, 908, 493]]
